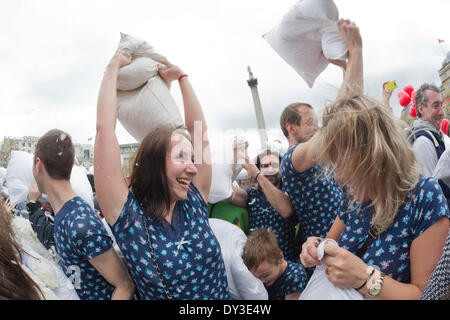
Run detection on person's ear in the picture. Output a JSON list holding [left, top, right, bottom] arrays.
[[416, 104, 425, 117], [35, 157, 42, 173], [286, 123, 296, 136]]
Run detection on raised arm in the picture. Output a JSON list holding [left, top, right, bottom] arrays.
[[94, 50, 131, 225], [242, 156, 294, 218], [227, 184, 249, 208], [159, 62, 212, 203], [335, 19, 364, 100], [291, 19, 364, 173], [382, 81, 394, 112]]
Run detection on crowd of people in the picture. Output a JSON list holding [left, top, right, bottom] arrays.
[[0, 18, 449, 300]]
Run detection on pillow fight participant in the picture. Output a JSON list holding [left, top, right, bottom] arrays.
[[32, 129, 135, 300], [25, 183, 56, 253], [278, 69, 346, 246], [420, 230, 450, 300], [94, 50, 229, 300], [229, 149, 300, 262], [242, 228, 307, 300], [0, 196, 44, 300], [299, 19, 450, 299], [407, 84, 450, 206]]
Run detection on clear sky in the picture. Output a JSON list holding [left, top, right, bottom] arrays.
[[1, 0, 449, 157]]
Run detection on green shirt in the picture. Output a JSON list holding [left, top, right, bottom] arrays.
[[208, 200, 249, 235]]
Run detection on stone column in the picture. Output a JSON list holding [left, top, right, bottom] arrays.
[[247, 66, 268, 150]]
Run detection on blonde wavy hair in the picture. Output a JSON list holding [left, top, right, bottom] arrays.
[[318, 95, 420, 234]]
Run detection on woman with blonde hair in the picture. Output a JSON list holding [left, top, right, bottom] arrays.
[[297, 19, 449, 299]]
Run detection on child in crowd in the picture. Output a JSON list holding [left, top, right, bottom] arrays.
[[242, 228, 307, 300]]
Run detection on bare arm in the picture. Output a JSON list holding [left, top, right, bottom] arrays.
[[256, 175, 294, 219], [159, 63, 211, 203], [322, 217, 449, 299], [227, 185, 248, 208], [241, 156, 294, 218], [94, 51, 131, 225], [89, 247, 135, 300], [335, 19, 364, 100], [325, 215, 346, 241], [382, 81, 394, 113], [291, 19, 364, 174]]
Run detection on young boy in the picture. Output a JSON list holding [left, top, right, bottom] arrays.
[[33, 129, 135, 300], [242, 228, 307, 300]]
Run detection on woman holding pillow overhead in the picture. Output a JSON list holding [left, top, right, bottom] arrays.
[[297, 19, 449, 299], [94, 51, 228, 299]]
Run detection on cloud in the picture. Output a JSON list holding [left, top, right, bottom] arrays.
[[0, 0, 449, 147]]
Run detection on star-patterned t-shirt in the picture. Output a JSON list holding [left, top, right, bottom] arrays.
[[338, 176, 450, 283], [54, 197, 114, 300], [280, 145, 345, 240], [246, 188, 300, 262], [266, 261, 308, 300], [111, 183, 229, 300]]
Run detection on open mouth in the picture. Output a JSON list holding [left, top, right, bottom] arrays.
[[176, 177, 191, 186]]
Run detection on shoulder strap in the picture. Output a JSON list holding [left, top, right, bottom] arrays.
[[410, 129, 445, 158], [423, 130, 440, 148], [356, 225, 378, 258]]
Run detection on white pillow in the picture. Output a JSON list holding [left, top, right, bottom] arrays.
[[434, 148, 450, 188], [299, 239, 366, 300], [116, 33, 183, 142], [209, 163, 234, 204], [209, 218, 268, 300], [6, 151, 94, 209], [263, 0, 347, 88], [117, 77, 184, 142]]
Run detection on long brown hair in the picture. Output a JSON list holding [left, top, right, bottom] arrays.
[[129, 126, 191, 220], [0, 197, 44, 300]]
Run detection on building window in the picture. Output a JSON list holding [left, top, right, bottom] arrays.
[[84, 149, 90, 159]]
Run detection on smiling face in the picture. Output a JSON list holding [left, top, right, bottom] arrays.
[[166, 133, 198, 202], [418, 89, 444, 130], [292, 105, 319, 143]]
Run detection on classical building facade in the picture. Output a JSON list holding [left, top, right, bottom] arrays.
[[439, 51, 450, 119], [0, 136, 94, 169], [119, 143, 140, 177]]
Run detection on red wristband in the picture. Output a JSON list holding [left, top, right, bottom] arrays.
[[178, 74, 188, 82]]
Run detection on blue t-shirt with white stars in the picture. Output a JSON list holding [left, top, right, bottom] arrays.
[[338, 176, 450, 283], [266, 261, 308, 300], [111, 183, 229, 300], [246, 188, 300, 262], [280, 145, 345, 240], [54, 197, 114, 300]]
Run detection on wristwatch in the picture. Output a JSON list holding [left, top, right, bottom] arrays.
[[366, 271, 386, 298]]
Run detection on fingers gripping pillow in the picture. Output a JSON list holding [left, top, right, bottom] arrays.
[[116, 33, 183, 142], [263, 0, 347, 88], [209, 218, 268, 300], [6, 151, 94, 209], [299, 239, 366, 300]]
